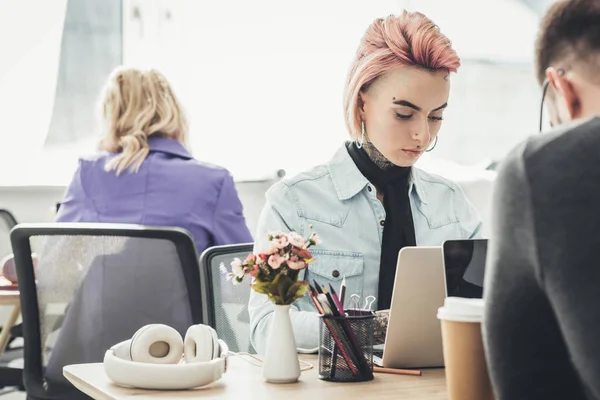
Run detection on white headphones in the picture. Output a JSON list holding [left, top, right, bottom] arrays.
[[103, 324, 229, 390]]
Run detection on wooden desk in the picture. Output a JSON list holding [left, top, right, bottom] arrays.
[[0, 290, 20, 357], [64, 355, 447, 400]]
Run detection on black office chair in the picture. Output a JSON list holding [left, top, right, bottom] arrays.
[[11, 223, 204, 400], [200, 243, 255, 353], [0, 210, 17, 229], [0, 208, 17, 229]]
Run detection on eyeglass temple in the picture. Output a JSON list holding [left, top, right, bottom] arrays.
[[539, 79, 551, 133], [539, 69, 565, 133]]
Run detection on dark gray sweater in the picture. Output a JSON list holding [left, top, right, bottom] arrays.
[[484, 116, 600, 400]]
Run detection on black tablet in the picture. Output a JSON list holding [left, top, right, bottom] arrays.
[[442, 239, 488, 299]]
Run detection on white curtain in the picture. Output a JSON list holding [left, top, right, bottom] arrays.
[[0, 0, 68, 180]]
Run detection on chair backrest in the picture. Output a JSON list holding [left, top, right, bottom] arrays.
[[200, 243, 254, 353], [11, 223, 203, 399], [0, 209, 17, 262]]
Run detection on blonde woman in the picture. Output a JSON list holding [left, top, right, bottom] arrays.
[[56, 67, 252, 251]]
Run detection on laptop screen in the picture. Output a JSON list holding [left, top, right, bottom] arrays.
[[442, 239, 488, 299]]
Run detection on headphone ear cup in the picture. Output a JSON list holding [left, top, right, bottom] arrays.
[[184, 325, 219, 363], [111, 340, 133, 361], [129, 324, 183, 364], [209, 327, 219, 360]]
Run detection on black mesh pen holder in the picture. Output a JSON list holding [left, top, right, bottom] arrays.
[[318, 313, 374, 382]]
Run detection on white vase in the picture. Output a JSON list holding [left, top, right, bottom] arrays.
[[262, 304, 301, 383]]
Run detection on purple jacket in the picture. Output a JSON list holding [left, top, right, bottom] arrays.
[[56, 137, 253, 253]]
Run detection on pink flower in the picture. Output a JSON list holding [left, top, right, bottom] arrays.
[[291, 247, 312, 260], [287, 260, 307, 270], [268, 254, 285, 269], [271, 234, 289, 249], [264, 246, 278, 255], [249, 264, 260, 277], [244, 253, 256, 265], [288, 232, 306, 248]]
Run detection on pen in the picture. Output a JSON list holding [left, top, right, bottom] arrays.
[[374, 366, 422, 376]]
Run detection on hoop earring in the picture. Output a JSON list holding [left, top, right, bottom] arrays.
[[356, 121, 366, 149], [425, 136, 438, 152]]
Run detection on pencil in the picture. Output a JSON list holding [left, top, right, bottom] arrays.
[[340, 276, 347, 307], [328, 284, 345, 315], [314, 280, 371, 378], [313, 280, 323, 294], [326, 285, 345, 374], [322, 288, 342, 317], [308, 286, 325, 314], [308, 287, 359, 375], [374, 366, 422, 376], [320, 292, 372, 378]]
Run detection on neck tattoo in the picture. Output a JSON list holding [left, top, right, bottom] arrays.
[[363, 140, 395, 171]]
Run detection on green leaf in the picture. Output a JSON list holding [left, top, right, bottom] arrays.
[[269, 276, 281, 298], [286, 281, 309, 304], [251, 280, 271, 295], [262, 275, 278, 304], [288, 269, 299, 282], [264, 273, 292, 305], [251, 273, 310, 305]]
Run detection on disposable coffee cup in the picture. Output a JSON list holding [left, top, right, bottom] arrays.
[[437, 297, 494, 400]]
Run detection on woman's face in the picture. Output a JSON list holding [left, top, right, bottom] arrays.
[[360, 66, 451, 167]]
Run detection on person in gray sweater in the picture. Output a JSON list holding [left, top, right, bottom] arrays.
[[483, 1, 600, 399]]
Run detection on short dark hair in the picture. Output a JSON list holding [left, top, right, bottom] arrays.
[[535, 0, 600, 84]]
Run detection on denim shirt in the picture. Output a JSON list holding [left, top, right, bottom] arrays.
[[248, 144, 483, 354]]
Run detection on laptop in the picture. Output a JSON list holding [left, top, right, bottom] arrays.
[[373, 239, 488, 369]]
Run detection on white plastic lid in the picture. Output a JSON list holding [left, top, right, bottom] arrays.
[[437, 297, 484, 323]]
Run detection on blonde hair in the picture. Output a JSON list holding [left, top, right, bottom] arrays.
[[99, 67, 189, 175]]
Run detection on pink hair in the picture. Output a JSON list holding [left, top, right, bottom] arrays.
[[344, 11, 461, 138]]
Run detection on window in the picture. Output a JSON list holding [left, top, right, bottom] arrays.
[[0, 0, 121, 186], [404, 0, 542, 167], [1, 0, 550, 185], [44, 0, 123, 146]]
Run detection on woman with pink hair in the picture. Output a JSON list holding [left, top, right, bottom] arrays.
[[249, 11, 482, 354]]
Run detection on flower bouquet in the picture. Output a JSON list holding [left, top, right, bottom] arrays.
[[222, 228, 321, 383], [223, 230, 321, 305]]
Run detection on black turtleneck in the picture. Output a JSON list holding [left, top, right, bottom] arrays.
[[346, 142, 416, 310]]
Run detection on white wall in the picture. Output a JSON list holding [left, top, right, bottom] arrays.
[[0, 169, 494, 251], [121, 0, 408, 179]]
